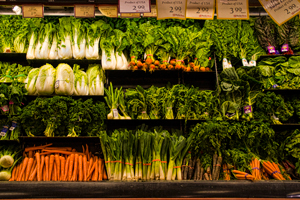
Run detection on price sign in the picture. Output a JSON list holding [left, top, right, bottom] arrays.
[[156, 0, 187, 20], [186, 0, 215, 19], [23, 5, 44, 18], [74, 4, 95, 18], [120, 13, 141, 17], [216, 0, 249, 19], [119, 0, 151, 13], [143, 5, 157, 17], [259, 0, 300, 25], [98, 5, 118, 17]]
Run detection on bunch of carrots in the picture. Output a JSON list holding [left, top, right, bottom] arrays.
[[130, 59, 212, 72], [250, 158, 261, 180], [9, 143, 108, 182], [262, 161, 286, 181]]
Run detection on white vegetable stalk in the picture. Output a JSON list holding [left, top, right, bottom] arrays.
[[86, 38, 100, 59], [73, 40, 86, 59], [115, 51, 124, 70], [26, 33, 36, 59], [72, 19, 86, 59], [36, 64, 56, 95], [102, 49, 116, 70], [35, 40, 42, 59], [58, 35, 72, 59], [49, 34, 58, 59], [25, 68, 40, 95], [73, 64, 89, 95], [55, 63, 75, 96], [86, 64, 105, 95]]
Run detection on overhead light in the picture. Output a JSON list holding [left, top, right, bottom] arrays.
[[12, 6, 22, 15]]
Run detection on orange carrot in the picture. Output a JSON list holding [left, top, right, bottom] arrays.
[[103, 165, 108, 180], [25, 158, 34, 181], [98, 158, 102, 181], [28, 151, 33, 158], [17, 157, 28, 181], [87, 157, 93, 180], [52, 164, 57, 181], [85, 144, 89, 159], [78, 155, 83, 181], [87, 159, 97, 180], [55, 155, 60, 181], [60, 156, 65, 181], [25, 144, 53, 152], [10, 166, 17, 181], [43, 166, 46, 181], [40, 155, 45, 181], [28, 164, 37, 181], [232, 170, 248, 175], [40, 150, 84, 156], [49, 155, 55, 181], [83, 155, 87, 181], [45, 147, 72, 151], [68, 154, 75, 181], [45, 156, 49, 181], [72, 154, 79, 181], [92, 157, 98, 181], [64, 156, 70, 181], [35, 153, 41, 181]]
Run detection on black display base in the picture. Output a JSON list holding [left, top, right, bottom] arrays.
[[0, 181, 300, 198]]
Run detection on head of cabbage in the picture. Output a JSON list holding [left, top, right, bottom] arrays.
[[36, 64, 56, 95], [86, 64, 105, 95], [55, 63, 75, 96], [73, 64, 88, 95], [25, 68, 40, 95]]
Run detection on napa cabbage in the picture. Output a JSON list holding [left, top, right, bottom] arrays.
[[114, 29, 129, 70], [36, 63, 56, 95], [55, 63, 75, 96], [73, 64, 88, 95], [72, 18, 86, 60], [25, 68, 39, 95], [57, 17, 72, 59], [86, 64, 105, 95]]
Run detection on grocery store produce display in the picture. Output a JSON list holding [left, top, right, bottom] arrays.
[[1, 15, 300, 187]]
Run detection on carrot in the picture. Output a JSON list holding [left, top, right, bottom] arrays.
[[64, 156, 70, 181], [45, 156, 49, 181], [60, 156, 65, 181], [98, 158, 102, 181], [52, 164, 57, 181], [28, 151, 33, 158], [86, 144, 89, 159], [24, 158, 34, 181], [82, 145, 85, 153], [43, 166, 46, 181], [72, 154, 79, 181], [14, 164, 20, 181], [35, 153, 41, 181], [87, 157, 93, 180], [55, 155, 61, 181], [92, 156, 98, 181], [78, 155, 83, 181], [103, 164, 108, 180], [25, 144, 53, 152], [83, 155, 87, 181], [49, 155, 55, 181], [17, 157, 28, 181], [40, 150, 84, 156], [68, 154, 75, 181], [232, 170, 248, 175], [87, 159, 97, 180], [45, 147, 72, 151], [40, 155, 45, 181], [28, 164, 37, 181]]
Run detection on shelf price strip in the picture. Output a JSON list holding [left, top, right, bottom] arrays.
[[156, 0, 187, 20], [119, 0, 151, 13], [186, 0, 215, 19]]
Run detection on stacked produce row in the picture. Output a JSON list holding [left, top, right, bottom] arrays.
[[1, 15, 300, 184]]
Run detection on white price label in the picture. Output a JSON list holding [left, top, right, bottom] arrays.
[[156, 0, 187, 20], [74, 4, 95, 18], [55, 80, 59, 89], [119, 0, 151, 13], [23, 4, 44, 18], [186, 0, 215, 19], [216, 0, 249, 19], [98, 5, 118, 17], [259, 0, 300, 25]]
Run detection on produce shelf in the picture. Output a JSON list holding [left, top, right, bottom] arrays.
[[0, 53, 27, 63], [27, 59, 102, 68], [0, 140, 19, 145], [106, 70, 180, 89], [105, 119, 184, 130], [25, 95, 105, 101], [257, 54, 298, 62], [182, 71, 216, 90], [0, 181, 300, 198]]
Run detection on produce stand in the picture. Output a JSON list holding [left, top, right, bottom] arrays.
[[1, 0, 300, 199]]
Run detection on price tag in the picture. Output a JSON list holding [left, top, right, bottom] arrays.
[[156, 0, 187, 20], [120, 13, 141, 17], [9, 121, 17, 131], [186, 0, 215, 19], [259, 0, 300, 25], [74, 4, 95, 18], [0, 126, 8, 137], [98, 5, 118, 17], [216, 0, 249, 19], [119, 0, 151, 13], [143, 5, 157, 17], [23, 5, 44, 18], [113, 109, 119, 118]]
